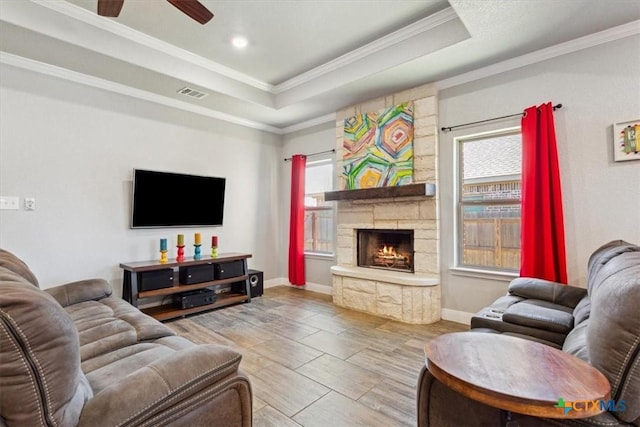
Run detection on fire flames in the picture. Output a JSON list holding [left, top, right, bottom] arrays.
[[380, 245, 397, 257], [374, 244, 410, 270]]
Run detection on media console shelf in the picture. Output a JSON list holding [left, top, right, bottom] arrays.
[[120, 252, 252, 321]]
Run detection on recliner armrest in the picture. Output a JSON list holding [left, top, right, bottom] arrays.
[[44, 279, 112, 307], [78, 344, 251, 427], [508, 277, 587, 308]]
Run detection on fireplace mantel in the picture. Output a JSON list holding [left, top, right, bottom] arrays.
[[324, 182, 435, 202]]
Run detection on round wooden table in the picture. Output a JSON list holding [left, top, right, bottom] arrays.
[[424, 332, 611, 419]]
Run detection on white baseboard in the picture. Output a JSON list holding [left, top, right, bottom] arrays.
[[441, 308, 473, 325], [264, 277, 332, 295]]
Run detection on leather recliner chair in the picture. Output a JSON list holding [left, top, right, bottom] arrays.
[[417, 240, 640, 426]]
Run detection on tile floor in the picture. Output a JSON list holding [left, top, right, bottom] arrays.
[[167, 285, 467, 426]]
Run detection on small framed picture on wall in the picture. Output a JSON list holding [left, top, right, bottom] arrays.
[[613, 120, 640, 162]]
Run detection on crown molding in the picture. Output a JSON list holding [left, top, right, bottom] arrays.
[[282, 113, 336, 134], [31, 0, 274, 93], [436, 19, 640, 90], [273, 7, 459, 94], [0, 52, 283, 135]]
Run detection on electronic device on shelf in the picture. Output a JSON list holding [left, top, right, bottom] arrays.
[[174, 288, 216, 310], [179, 264, 215, 284], [139, 268, 174, 291]]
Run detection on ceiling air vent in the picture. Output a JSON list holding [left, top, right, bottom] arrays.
[[177, 87, 209, 99]]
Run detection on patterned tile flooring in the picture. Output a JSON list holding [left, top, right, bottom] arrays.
[[166, 286, 467, 426]]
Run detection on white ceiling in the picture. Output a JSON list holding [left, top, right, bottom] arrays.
[[1, 0, 639, 133]]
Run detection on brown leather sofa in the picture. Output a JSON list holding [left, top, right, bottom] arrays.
[[417, 240, 640, 426], [0, 249, 252, 427]]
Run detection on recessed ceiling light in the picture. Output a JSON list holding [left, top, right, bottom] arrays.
[[231, 36, 248, 49]]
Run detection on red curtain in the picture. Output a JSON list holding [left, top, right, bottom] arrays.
[[520, 102, 567, 283], [288, 155, 306, 286]]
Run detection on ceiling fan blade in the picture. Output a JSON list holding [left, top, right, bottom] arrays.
[[166, 0, 214, 24], [97, 0, 124, 17]]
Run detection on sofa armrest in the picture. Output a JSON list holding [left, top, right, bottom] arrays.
[[44, 279, 112, 307], [78, 344, 252, 427], [508, 277, 587, 308]]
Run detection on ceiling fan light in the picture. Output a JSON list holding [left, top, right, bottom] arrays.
[[232, 36, 249, 49]]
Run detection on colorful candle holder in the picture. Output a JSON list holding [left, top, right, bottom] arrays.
[[194, 244, 202, 260], [160, 249, 168, 264], [211, 235, 218, 258], [176, 245, 185, 262]]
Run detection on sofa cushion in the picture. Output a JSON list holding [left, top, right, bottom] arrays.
[[502, 302, 574, 334], [0, 249, 39, 287], [508, 277, 587, 308], [0, 267, 92, 426], [587, 240, 637, 294], [561, 319, 589, 361], [470, 308, 568, 346], [65, 297, 176, 362], [572, 296, 591, 325]]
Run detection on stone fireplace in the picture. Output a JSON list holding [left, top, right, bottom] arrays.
[[357, 229, 414, 273], [329, 83, 441, 324]]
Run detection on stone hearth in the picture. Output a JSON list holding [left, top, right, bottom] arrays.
[[332, 266, 440, 324]]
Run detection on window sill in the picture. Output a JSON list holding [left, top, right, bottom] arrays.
[[450, 267, 518, 282], [305, 252, 335, 261]]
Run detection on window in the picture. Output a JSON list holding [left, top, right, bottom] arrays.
[[304, 159, 334, 255], [455, 128, 521, 272]]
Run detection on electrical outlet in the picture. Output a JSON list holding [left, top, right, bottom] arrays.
[[24, 198, 36, 211], [0, 196, 20, 210]]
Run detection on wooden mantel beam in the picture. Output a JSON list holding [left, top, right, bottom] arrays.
[[324, 183, 435, 201]]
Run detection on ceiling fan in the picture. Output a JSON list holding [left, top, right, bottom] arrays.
[[97, 0, 214, 25]]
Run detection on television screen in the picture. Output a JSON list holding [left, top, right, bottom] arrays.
[[131, 169, 226, 228]]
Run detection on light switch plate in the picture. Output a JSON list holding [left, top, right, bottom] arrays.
[[0, 196, 20, 210]]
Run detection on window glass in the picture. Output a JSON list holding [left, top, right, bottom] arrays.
[[304, 160, 334, 255], [457, 130, 521, 271]]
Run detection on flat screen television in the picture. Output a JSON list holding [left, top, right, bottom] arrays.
[[131, 169, 226, 228]]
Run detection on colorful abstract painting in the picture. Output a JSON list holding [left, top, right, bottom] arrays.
[[342, 102, 414, 189]]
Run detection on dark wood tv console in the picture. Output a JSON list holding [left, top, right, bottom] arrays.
[[120, 252, 252, 321]]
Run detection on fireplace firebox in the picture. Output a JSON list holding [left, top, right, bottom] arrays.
[[357, 229, 414, 273]]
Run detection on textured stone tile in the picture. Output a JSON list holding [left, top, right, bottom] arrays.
[[374, 202, 419, 220], [342, 289, 376, 313], [414, 134, 437, 155], [332, 276, 344, 306], [293, 391, 398, 427], [343, 277, 376, 293], [377, 282, 402, 304], [254, 405, 302, 427], [297, 330, 368, 360], [249, 363, 329, 417], [360, 97, 386, 114], [216, 322, 281, 348], [297, 312, 347, 334], [296, 354, 383, 399], [261, 317, 320, 341], [250, 336, 322, 369], [376, 300, 403, 321], [346, 348, 420, 387], [358, 378, 417, 427]]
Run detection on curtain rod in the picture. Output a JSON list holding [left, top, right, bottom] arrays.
[[284, 148, 335, 162], [441, 103, 563, 133]]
